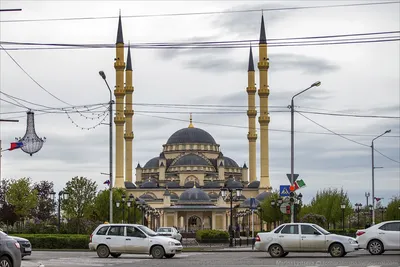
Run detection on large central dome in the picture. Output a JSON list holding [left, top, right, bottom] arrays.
[[166, 127, 217, 145]]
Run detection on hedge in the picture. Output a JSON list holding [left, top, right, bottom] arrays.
[[195, 230, 229, 243], [14, 234, 90, 249]]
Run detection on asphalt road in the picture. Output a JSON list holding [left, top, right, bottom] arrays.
[[21, 250, 400, 267]]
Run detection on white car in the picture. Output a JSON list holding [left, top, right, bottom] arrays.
[[89, 223, 183, 259], [356, 220, 400, 255], [156, 227, 183, 242], [255, 223, 359, 258]]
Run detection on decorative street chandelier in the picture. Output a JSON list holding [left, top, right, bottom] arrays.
[[15, 111, 46, 156]]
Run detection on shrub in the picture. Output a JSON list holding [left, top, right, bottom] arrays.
[[195, 229, 229, 243], [14, 234, 90, 249]]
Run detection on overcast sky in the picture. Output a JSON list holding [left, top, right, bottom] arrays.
[[0, 1, 399, 206]]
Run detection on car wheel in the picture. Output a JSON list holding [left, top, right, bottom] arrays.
[[151, 245, 165, 259], [0, 256, 12, 267], [96, 244, 110, 258], [110, 253, 121, 258], [165, 254, 175, 258], [329, 243, 345, 257], [368, 239, 384, 255], [268, 244, 284, 258]]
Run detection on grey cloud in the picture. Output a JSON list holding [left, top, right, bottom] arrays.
[[214, 3, 288, 38], [181, 52, 339, 74]]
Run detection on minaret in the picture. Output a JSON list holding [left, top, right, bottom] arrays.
[[257, 14, 271, 189], [246, 45, 257, 183], [114, 12, 126, 188], [124, 43, 134, 183]]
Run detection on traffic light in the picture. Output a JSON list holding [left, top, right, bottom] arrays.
[[289, 191, 294, 203], [286, 205, 291, 214]]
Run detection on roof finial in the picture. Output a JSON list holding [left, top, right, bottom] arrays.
[[188, 113, 194, 128], [193, 182, 197, 188]]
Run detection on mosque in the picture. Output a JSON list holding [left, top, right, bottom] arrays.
[[111, 13, 272, 232]]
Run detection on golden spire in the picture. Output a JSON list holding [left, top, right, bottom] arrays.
[[188, 113, 194, 128], [193, 182, 197, 188]]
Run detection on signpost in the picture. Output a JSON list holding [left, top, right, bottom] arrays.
[[249, 197, 256, 250], [286, 173, 299, 183], [279, 185, 290, 197], [280, 202, 291, 214]]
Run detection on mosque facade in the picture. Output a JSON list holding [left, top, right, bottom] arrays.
[[112, 13, 272, 232]]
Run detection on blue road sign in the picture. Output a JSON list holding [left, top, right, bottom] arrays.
[[249, 197, 257, 210], [279, 185, 291, 197]]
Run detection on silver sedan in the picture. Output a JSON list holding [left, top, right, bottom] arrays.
[[156, 227, 183, 242]]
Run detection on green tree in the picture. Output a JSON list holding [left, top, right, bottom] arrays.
[[0, 179, 19, 226], [386, 196, 400, 220], [309, 188, 352, 229], [93, 188, 142, 224], [32, 180, 56, 222], [5, 177, 38, 220], [62, 176, 97, 233], [259, 191, 282, 226]]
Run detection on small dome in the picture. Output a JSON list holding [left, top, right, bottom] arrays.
[[178, 187, 211, 203], [124, 181, 137, 189], [140, 193, 156, 200], [166, 127, 217, 145], [143, 157, 159, 168], [247, 181, 260, 188], [166, 181, 180, 188], [172, 154, 212, 167], [203, 181, 220, 188], [240, 197, 261, 208], [184, 181, 200, 188], [256, 191, 272, 201], [224, 157, 239, 168], [170, 192, 179, 200], [140, 180, 158, 188], [225, 179, 243, 189], [208, 192, 219, 199]]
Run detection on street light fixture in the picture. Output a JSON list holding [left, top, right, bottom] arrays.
[[371, 129, 391, 225], [220, 185, 243, 247], [340, 203, 346, 231], [50, 191, 69, 232], [289, 81, 321, 223], [355, 203, 362, 228], [99, 70, 114, 223]]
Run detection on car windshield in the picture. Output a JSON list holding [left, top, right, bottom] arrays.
[[312, 224, 330, 235], [157, 228, 170, 232], [137, 225, 158, 237]]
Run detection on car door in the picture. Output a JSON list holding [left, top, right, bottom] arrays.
[[125, 226, 149, 254], [300, 224, 327, 252], [278, 224, 300, 251], [378, 222, 400, 249], [93, 225, 110, 246], [105, 226, 126, 253]]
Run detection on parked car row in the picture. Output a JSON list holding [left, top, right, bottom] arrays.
[[0, 230, 32, 267], [255, 220, 400, 258]]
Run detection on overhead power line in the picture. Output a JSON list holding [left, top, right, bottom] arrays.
[[296, 111, 400, 164], [0, 1, 398, 23], [1, 32, 399, 51]]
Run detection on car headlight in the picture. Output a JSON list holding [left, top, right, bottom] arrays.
[[348, 238, 357, 244], [168, 241, 175, 246]]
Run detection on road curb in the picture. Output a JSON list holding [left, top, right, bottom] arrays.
[[33, 248, 259, 253]]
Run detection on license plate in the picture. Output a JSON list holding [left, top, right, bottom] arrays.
[[25, 247, 32, 252]]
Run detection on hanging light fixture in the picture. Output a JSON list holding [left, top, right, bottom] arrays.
[[15, 111, 46, 156]]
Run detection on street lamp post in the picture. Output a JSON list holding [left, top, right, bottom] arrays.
[[355, 203, 362, 228], [368, 204, 373, 225], [220, 186, 243, 247], [371, 129, 391, 225], [340, 203, 346, 231], [290, 81, 321, 223], [379, 207, 387, 222], [99, 71, 114, 223], [50, 191, 69, 232]]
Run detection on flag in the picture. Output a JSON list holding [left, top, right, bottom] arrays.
[[8, 142, 23, 151], [374, 197, 383, 202], [103, 180, 110, 186], [294, 179, 306, 190]]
